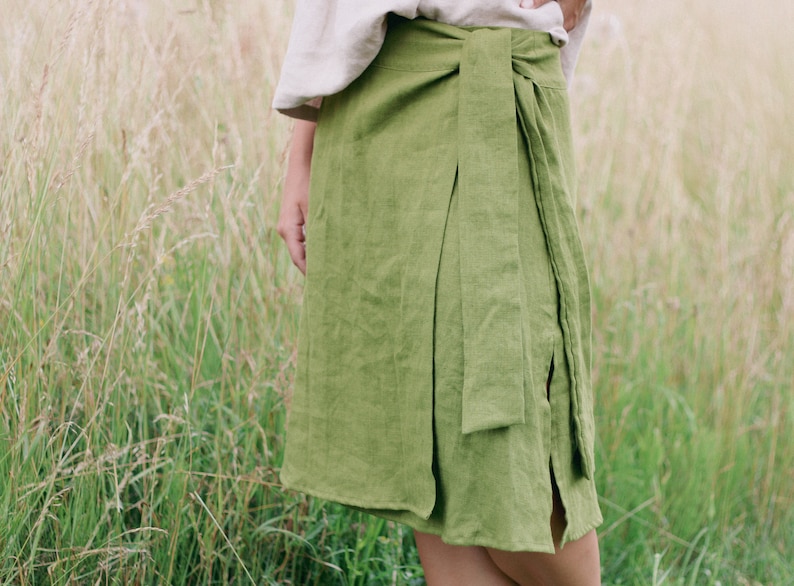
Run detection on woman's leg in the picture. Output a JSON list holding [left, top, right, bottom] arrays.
[[415, 485, 601, 586], [487, 532, 601, 586], [485, 486, 601, 586], [414, 527, 599, 586], [414, 531, 518, 586]]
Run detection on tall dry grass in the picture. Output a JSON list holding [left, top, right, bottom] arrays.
[[575, 0, 793, 581], [0, 1, 311, 583], [0, 0, 791, 583]]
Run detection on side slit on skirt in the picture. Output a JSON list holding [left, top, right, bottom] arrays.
[[545, 353, 570, 544]]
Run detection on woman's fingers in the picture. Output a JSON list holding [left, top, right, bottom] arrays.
[[557, 0, 588, 32], [555, 0, 588, 32], [277, 204, 307, 274], [520, 0, 588, 32], [286, 228, 307, 275]]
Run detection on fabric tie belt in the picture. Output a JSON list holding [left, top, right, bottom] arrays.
[[382, 17, 595, 478]]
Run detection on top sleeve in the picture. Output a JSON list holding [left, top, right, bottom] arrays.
[[272, 0, 421, 120]]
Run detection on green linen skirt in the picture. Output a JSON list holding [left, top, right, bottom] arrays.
[[280, 15, 602, 552]]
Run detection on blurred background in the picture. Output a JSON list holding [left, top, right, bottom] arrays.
[[1, 0, 791, 583]]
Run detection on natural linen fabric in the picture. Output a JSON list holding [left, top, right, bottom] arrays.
[[281, 16, 601, 551]]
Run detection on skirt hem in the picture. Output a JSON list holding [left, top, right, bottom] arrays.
[[281, 472, 603, 553], [280, 474, 435, 520]]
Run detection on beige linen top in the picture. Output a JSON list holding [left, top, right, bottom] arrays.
[[273, 0, 593, 120]]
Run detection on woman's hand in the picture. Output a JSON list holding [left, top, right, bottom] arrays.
[[277, 119, 316, 275], [521, 0, 588, 32]]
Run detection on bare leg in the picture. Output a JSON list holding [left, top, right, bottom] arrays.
[[414, 531, 518, 586], [486, 487, 601, 586], [486, 531, 600, 586], [414, 488, 600, 586]]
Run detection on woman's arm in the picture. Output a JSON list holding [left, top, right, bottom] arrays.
[[525, 0, 589, 32], [277, 119, 316, 275]]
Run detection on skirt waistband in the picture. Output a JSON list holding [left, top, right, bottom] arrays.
[[375, 15, 567, 90]]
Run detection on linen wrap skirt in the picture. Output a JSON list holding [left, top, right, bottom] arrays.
[[280, 15, 602, 552]]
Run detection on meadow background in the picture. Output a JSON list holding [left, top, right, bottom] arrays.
[[0, 0, 791, 583]]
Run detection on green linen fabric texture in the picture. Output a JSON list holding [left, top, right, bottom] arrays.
[[280, 16, 602, 552]]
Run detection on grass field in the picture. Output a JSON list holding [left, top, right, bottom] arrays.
[[1, 0, 792, 584]]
